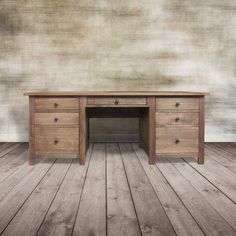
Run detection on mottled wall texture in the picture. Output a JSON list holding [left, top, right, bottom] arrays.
[[0, 0, 236, 142]]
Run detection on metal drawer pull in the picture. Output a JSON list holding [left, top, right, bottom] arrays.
[[175, 139, 180, 144], [115, 99, 119, 105], [54, 139, 59, 144], [175, 117, 180, 122], [54, 103, 58, 108], [175, 102, 180, 107], [54, 118, 58, 122]]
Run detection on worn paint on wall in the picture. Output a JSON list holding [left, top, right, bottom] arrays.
[[0, 0, 236, 142]]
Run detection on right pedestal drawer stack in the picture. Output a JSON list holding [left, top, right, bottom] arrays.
[[155, 97, 203, 162]]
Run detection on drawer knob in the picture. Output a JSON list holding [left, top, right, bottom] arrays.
[[115, 100, 119, 105], [54, 118, 58, 122], [175, 117, 180, 122], [175, 139, 180, 144], [54, 139, 59, 145], [175, 102, 180, 107], [54, 103, 58, 108]]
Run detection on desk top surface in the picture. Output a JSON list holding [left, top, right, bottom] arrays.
[[24, 91, 208, 97]]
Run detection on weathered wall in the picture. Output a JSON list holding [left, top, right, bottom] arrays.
[[0, 0, 236, 142]]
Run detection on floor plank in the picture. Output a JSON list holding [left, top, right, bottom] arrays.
[[184, 157, 236, 203], [205, 146, 236, 173], [37, 144, 93, 236], [0, 142, 235, 235], [157, 159, 236, 236], [2, 159, 72, 236], [207, 143, 236, 162], [119, 143, 176, 236], [214, 143, 236, 156], [0, 143, 27, 168], [106, 143, 141, 236], [72, 143, 106, 236], [0, 159, 55, 234], [170, 158, 236, 231], [0, 143, 21, 159], [132, 143, 204, 236], [0, 146, 28, 184], [0, 158, 36, 201]]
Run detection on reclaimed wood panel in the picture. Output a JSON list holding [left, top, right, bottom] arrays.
[[157, 159, 236, 236], [0, 159, 55, 234], [132, 143, 204, 236], [207, 143, 236, 163], [2, 159, 72, 236], [0, 143, 27, 166], [119, 143, 176, 236], [0, 143, 21, 158], [37, 145, 93, 236], [205, 146, 236, 173], [0, 142, 236, 235], [170, 158, 236, 231], [72, 143, 106, 236], [0, 149, 28, 184], [184, 157, 236, 203], [106, 143, 141, 236], [0, 158, 34, 201], [214, 143, 236, 157]]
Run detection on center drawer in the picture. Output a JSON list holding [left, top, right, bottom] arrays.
[[35, 113, 79, 126], [87, 97, 147, 106], [35, 127, 79, 154]]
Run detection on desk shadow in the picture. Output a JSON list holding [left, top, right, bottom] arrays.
[[157, 157, 197, 164]]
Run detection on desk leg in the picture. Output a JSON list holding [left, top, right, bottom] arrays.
[[29, 97, 35, 165], [87, 117, 90, 150], [198, 96, 205, 164], [79, 97, 87, 165], [148, 97, 156, 164], [139, 111, 146, 149]]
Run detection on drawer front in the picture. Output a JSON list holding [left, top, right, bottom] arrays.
[[87, 97, 147, 106], [156, 98, 199, 110], [35, 98, 79, 111], [156, 112, 199, 126], [35, 127, 79, 153], [35, 113, 79, 126], [156, 127, 198, 154]]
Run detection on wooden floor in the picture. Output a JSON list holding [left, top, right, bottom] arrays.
[[0, 142, 235, 236]]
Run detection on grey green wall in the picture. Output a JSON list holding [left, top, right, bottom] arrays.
[[0, 0, 236, 142]]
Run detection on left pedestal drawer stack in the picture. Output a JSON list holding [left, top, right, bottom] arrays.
[[33, 97, 80, 159]]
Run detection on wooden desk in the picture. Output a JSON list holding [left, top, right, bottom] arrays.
[[24, 91, 208, 165]]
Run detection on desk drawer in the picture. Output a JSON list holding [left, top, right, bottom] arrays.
[[35, 113, 79, 126], [156, 112, 199, 126], [156, 98, 199, 110], [35, 98, 79, 111], [87, 97, 147, 106], [35, 127, 79, 153], [156, 127, 198, 154]]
